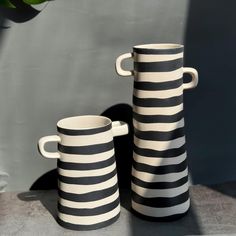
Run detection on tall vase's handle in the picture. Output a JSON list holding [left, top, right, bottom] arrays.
[[38, 135, 61, 159], [112, 121, 129, 137], [115, 53, 133, 77], [183, 67, 199, 90]]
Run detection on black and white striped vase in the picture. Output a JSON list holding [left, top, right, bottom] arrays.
[[38, 115, 129, 230], [116, 44, 198, 221]]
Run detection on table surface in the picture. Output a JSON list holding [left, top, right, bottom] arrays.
[[1, 182, 236, 235]]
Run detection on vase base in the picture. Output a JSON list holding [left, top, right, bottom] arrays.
[[131, 208, 189, 222], [57, 213, 120, 231]]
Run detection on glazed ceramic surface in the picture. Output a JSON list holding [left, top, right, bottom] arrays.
[[116, 43, 198, 220], [38, 115, 128, 230]]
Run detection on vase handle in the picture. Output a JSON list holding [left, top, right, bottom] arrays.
[[115, 53, 133, 77], [183, 67, 199, 90]]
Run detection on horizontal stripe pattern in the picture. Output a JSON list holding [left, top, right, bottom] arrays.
[[133, 118, 185, 132], [134, 69, 183, 82], [133, 87, 183, 99], [133, 46, 184, 55], [57, 123, 112, 136], [58, 197, 120, 216], [134, 143, 186, 158], [58, 155, 115, 170], [58, 204, 120, 227], [58, 168, 117, 185], [131, 47, 189, 219], [58, 184, 118, 202], [58, 174, 118, 194], [133, 159, 187, 175], [134, 78, 183, 91], [59, 189, 119, 209], [57, 129, 120, 229], [133, 152, 187, 166], [133, 95, 183, 107], [58, 140, 114, 155], [134, 127, 185, 141], [132, 168, 188, 183], [134, 58, 183, 72], [132, 175, 188, 189], [134, 136, 185, 151], [133, 52, 183, 62], [59, 149, 115, 164], [132, 199, 190, 218], [133, 111, 183, 123], [57, 213, 120, 231], [131, 181, 189, 198], [132, 190, 189, 208]]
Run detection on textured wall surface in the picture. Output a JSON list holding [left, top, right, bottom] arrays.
[[0, 0, 189, 191]]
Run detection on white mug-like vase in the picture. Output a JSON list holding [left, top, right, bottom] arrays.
[[116, 43, 198, 221], [38, 115, 129, 230]]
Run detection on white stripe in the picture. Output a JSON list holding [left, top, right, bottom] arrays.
[[58, 204, 120, 225], [134, 136, 185, 151], [134, 68, 183, 82], [133, 104, 183, 116], [58, 161, 116, 177], [59, 149, 115, 163], [133, 87, 183, 99], [132, 168, 188, 182], [132, 199, 190, 217], [134, 52, 183, 62], [133, 118, 185, 132], [132, 182, 189, 198], [59, 131, 112, 146], [58, 174, 118, 194], [59, 189, 119, 209], [133, 152, 187, 166]]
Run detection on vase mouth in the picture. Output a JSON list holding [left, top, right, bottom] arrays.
[[133, 43, 184, 50], [57, 115, 111, 131]]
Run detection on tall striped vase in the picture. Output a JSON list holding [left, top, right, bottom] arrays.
[[116, 44, 198, 221], [38, 115, 129, 230]]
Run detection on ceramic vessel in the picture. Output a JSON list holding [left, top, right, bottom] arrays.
[[38, 115, 129, 230], [116, 43, 198, 221]]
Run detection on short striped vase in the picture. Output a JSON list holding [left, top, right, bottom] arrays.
[[38, 115, 129, 230], [116, 43, 198, 221]]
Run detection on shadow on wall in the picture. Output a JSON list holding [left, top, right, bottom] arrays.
[[184, 0, 236, 185]]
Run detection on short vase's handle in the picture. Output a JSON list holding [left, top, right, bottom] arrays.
[[115, 53, 133, 77], [112, 121, 129, 137], [38, 135, 61, 159], [183, 67, 199, 90]]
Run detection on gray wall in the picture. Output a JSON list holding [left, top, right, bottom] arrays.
[[3, 0, 234, 191], [0, 0, 189, 191]]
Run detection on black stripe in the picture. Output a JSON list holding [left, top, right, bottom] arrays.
[[133, 111, 183, 123], [58, 140, 114, 155], [133, 47, 183, 55], [57, 123, 111, 136], [134, 79, 183, 91], [134, 58, 183, 72], [132, 190, 189, 208], [58, 168, 117, 185], [57, 213, 120, 231], [58, 184, 118, 202], [133, 144, 186, 158], [58, 197, 120, 216], [132, 175, 188, 189], [134, 127, 185, 141], [133, 159, 187, 175], [131, 208, 188, 222], [133, 95, 183, 107], [58, 155, 115, 170]]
